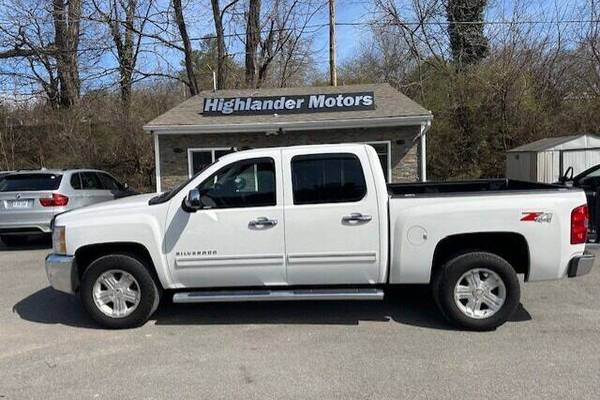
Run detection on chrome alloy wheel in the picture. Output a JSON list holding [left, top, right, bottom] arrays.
[[453, 268, 506, 319], [92, 270, 141, 318]]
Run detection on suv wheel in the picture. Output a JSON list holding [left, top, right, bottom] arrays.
[[432, 251, 520, 331], [80, 254, 161, 329]]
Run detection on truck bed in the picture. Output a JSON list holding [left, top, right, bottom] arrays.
[[388, 178, 567, 197]]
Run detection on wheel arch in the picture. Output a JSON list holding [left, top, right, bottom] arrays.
[[74, 242, 164, 290], [431, 232, 530, 282]]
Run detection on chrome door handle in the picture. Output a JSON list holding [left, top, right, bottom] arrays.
[[249, 217, 278, 227], [342, 213, 372, 223]]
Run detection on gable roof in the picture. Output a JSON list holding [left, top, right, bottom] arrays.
[[143, 83, 432, 134], [508, 134, 600, 152]]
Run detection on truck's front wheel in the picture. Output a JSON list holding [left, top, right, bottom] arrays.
[[432, 252, 520, 331], [80, 254, 161, 329]]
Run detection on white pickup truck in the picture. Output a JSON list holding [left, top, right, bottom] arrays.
[[45, 144, 594, 330]]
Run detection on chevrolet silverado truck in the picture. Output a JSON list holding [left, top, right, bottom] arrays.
[[45, 144, 594, 330]]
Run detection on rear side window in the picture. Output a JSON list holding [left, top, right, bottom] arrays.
[[0, 174, 62, 192], [291, 153, 367, 205], [80, 172, 104, 190], [70, 173, 82, 189]]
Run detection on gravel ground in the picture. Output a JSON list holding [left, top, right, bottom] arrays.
[[1, 237, 599, 399]]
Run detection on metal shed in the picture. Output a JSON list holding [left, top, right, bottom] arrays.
[[506, 134, 600, 183]]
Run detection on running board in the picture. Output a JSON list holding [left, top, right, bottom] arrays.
[[172, 288, 384, 303]]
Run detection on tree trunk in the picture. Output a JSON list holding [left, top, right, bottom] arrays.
[[245, 0, 260, 88], [52, 0, 81, 107], [210, 0, 227, 89], [174, 0, 199, 95]]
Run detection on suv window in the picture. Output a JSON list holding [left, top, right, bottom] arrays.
[[196, 157, 276, 209], [0, 173, 62, 192], [80, 172, 104, 190], [98, 173, 121, 191], [291, 153, 367, 205], [70, 173, 82, 189]]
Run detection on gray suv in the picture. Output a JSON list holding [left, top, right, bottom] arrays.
[[0, 169, 136, 246]]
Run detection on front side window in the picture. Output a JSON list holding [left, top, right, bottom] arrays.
[[291, 153, 367, 205], [98, 173, 122, 191], [196, 158, 276, 209]]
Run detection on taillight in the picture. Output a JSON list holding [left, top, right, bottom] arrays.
[[40, 193, 69, 207], [571, 204, 588, 244]]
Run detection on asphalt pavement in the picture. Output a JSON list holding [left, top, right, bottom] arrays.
[[1, 237, 599, 399]]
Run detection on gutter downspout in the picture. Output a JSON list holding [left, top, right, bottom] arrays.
[[419, 121, 431, 182], [153, 132, 161, 193]]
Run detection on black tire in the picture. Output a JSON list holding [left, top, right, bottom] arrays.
[[432, 251, 520, 331], [0, 235, 28, 247], [80, 254, 161, 329]]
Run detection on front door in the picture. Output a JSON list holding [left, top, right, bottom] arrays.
[[281, 148, 382, 285], [165, 152, 286, 288]]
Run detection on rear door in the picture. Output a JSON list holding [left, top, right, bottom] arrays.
[[282, 147, 382, 285], [80, 171, 114, 204]]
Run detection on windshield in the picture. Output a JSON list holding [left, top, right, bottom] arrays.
[[0, 173, 62, 192], [148, 160, 218, 205]]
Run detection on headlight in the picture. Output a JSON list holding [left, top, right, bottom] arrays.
[[52, 226, 67, 255]]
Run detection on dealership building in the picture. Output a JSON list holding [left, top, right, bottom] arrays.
[[143, 83, 433, 192]]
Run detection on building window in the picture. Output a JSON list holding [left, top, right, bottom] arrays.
[[187, 148, 235, 177], [365, 141, 391, 182]]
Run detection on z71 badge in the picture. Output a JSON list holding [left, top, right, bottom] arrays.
[[520, 212, 553, 223]]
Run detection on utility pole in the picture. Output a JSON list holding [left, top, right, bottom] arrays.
[[328, 0, 337, 86]]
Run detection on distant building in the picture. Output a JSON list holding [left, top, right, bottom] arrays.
[[506, 134, 600, 183], [143, 83, 433, 192]]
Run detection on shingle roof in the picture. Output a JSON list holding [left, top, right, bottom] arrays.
[[508, 134, 600, 152], [143, 83, 431, 133]]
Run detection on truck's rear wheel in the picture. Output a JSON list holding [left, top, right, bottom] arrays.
[[80, 254, 161, 329], [432, 251, 520, 331]]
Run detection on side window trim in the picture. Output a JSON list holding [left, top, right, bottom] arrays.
[[195, 156, 277, 209], [290, 152, 368, 205]]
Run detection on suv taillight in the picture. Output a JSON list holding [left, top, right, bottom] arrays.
[[40, 193, 69, 207], [571, 204, 588, 244]]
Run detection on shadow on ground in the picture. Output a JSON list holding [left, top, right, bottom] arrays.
[[0, 235, 51, 251], [13, 285, 532, 331]]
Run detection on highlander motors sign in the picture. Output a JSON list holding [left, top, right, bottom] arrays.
[[202, 91, 375, 116]]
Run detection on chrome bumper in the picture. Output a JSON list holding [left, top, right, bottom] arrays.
[[45, 254, 78, 294], [568, 246, 596, 278]]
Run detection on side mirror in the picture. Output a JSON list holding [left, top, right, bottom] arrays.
[[560, 166, 574, 184], [182, 188, 202, 212], [123, 182, 129, 189]]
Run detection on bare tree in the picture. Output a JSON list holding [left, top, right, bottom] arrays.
[[211, 0, 240, 89], [91, 0, 154, 108], [173, 0, 199, 95], [52, 0, 81, 106], [245, 0, 261, 86]]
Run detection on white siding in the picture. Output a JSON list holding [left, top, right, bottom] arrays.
[[506, 152, 536, 181], [562, 149, 600, 176]]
